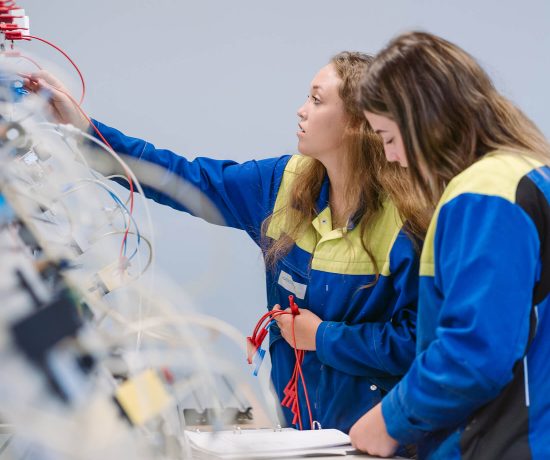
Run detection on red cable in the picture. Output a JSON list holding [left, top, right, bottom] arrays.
[[247, 298, 314, 430], [252, 310, 279, 337], [291, 319, 313, 429], [27, 35, 86, 105], [44, 83, 136, 257], [287, 296, 313, 429], [247, 310, 290, 366], [87, 116, 135, 257]]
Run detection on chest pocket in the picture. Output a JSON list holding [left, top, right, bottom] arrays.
[[277, 266, 308, 301], [276, 251, 310, 303], [268, 253, 310, 347]]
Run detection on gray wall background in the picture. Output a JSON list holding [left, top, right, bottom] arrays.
[[21, 0, 550, 373]]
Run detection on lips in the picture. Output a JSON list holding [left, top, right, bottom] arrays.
[[298, 123, 305, 134]]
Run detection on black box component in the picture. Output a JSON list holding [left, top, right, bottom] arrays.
[[11, 289, 83, 364]]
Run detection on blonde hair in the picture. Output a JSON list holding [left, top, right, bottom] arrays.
[[359, 31, 550, 206]]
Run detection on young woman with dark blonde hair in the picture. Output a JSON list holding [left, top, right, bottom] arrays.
[[28, 52, 424, 434], [351, 31, 550, 459]]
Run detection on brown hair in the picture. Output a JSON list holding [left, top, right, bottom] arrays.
[[262, 51, 425, 273], [359, 31, 550, 207]]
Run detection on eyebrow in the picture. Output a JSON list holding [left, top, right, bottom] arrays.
[[374, 129, 388, 134], [311, 85, 323, 91]]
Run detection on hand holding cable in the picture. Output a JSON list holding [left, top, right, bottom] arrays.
[[273, 304, 322, 351], [3, 29, 87, 106], [246, 295, 317, 430], [23, 70, 88, 131]]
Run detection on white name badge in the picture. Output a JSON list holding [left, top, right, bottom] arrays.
[[277, 270, 307, 300]]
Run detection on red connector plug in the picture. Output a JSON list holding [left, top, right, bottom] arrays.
[[246, 327, 268, 365], [289, 295, 300, 316], [0, 13, 22, 23], [0, 23, 25, 31], [4, 30, 29, 40]]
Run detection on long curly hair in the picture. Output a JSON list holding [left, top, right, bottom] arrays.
[[359, 31, 550, 207], [262, 51, 427, 274]]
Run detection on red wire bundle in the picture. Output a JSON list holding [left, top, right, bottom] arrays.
[[247, 295, 313, 430]]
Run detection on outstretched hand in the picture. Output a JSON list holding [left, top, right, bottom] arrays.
[[23, 70, 88, 131]]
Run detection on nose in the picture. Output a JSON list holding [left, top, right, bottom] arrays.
[[297, 102, 307, 120], [384, 148, 398, 163]]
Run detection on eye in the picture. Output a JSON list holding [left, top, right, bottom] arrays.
[[385, 137, 394, 145], [308, 95, 321, 105]]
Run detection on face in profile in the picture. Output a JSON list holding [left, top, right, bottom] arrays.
[[296, 64, 348, 162], [364, 111, 408, 167]]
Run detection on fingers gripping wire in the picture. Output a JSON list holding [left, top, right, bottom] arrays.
[[3, 29, 86, 105], [8, 33, 86, 105], [26, 35, 86, 105], [246, 295, 313, 430]]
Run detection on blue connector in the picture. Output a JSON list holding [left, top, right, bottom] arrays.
[[252, 347, 266, 376], [0, 194, 16, 226]]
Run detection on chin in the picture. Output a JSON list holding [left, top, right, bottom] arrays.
[[297, 146, 311, 157], [297, 143, 326, 162]]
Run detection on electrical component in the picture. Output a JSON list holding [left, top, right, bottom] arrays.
[[10, 286, 96, 402], [114, 369, 172, 426], [0, 4, 276, 458], [11, 288, 83, 363], [94, 257, 130, 294]]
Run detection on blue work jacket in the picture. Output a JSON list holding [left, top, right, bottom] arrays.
[[91, 120, 419, 433]]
